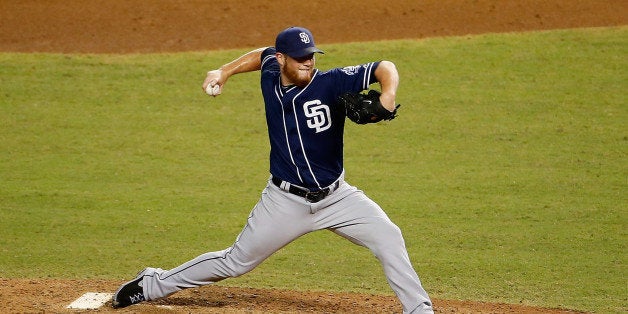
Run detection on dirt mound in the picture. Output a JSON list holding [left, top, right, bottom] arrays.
[[0, 0, 624, 313], [1, 279, 585, 313]]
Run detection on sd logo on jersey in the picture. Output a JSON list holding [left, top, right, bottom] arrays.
[[303, 100, 331, 133]]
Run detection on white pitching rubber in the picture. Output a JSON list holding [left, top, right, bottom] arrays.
[[67, 292, 113, 309]]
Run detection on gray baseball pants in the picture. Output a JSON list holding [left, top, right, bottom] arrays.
[[138, 177, 433, 314]]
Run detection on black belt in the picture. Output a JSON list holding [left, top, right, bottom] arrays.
[[271, 176, 339, 203]]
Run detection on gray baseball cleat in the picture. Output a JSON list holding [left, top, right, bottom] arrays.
[[112, 269, 147, 308]]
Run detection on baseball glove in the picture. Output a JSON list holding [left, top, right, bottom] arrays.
[[337, 90, 400, 124]]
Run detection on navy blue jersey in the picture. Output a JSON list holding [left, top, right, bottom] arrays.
[[260, 47, 380, 189]]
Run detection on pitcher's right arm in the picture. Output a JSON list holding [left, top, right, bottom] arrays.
[[202, 47, 268, 95]]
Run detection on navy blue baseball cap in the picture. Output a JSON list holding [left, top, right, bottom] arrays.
[[275, 27, 324, 58]]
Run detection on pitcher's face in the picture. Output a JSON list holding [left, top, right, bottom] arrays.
[[277, 53, 315, 87]]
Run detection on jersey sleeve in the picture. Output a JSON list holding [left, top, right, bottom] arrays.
[[329, 61, 381, 94], [261, 47, 279, 72]]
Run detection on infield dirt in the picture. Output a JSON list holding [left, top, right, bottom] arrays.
[[0, 0, 625, 313]]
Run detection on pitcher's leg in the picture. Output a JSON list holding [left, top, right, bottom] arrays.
[[142, 186, 312, 300], [325, 190, 433, 314]]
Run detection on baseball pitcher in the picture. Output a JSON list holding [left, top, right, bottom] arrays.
[[112, 26, 433, 314]]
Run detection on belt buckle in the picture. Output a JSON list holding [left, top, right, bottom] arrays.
[[305, 189, 328, 203]]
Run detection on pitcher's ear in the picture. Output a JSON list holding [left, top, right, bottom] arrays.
[[276, 52, 286, 66]]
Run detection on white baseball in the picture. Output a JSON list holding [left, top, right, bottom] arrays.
[[205, 84, 221, 96]]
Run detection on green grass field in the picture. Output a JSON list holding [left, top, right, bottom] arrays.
[[1, 27, 626, 312]]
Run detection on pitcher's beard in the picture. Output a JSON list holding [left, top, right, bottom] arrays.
[[286, 68, 313, 87], [294, 75, 311, 87]]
